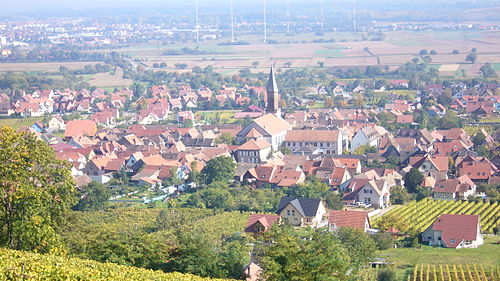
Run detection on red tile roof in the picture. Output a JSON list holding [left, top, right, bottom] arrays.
[[396, 115, 414, 124], [64, 120, 97, 138], [329, 210, 370, 230], [285, 130, 340, 142], [428, 214, 480, 248], [245, 214, 281, 233]]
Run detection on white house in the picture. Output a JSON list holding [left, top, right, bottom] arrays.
[[276, 197, 327, 227], [48, 115, 66, 131], [236, 113, 291, 151], [350, 126, 382, 152], [422, 214, 483, 248]]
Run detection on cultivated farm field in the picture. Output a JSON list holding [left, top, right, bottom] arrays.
[[114, 30, 500, 76], [89, 66, 133, 88], [0, 61, 103, 72]]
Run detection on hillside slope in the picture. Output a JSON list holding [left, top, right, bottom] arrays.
[[0, 247, 233, 281]]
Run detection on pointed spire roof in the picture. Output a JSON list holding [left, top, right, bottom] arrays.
[[266, 65, 278, 94]]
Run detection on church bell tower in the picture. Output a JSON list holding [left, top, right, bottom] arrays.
[[266, 65, 280, 116]]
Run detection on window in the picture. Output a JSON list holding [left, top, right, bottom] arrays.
[[427, 236, 432, 240], [287, 210, 290, 216], [438, 237, 441, 240], [450, 239, 455, 244], [292, 210, 295, 216]]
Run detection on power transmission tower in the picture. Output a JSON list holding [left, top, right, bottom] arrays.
[[230, 0, 235, 42], [322, 0, 325, 32], [353, 0, 357, 32], [264, 0, 267, 42], [286, 0, 290, 34], [195, 0, 200, 43]]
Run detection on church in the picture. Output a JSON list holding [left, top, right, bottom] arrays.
[[236, 66, 291, 152]]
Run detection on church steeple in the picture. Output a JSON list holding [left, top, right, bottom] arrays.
[[266, 65, 279, 114]]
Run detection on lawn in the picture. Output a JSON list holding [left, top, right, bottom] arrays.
[[195, 110, 239, 124], [378, 235, 500, 279], [382, 235, 500, 265]]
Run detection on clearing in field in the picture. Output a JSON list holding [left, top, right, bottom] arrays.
[[89, 67, 133, 88]]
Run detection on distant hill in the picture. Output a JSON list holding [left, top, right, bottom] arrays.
[[0, 247, 233, 281]]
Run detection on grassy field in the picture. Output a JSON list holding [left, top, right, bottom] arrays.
[[89, 66, 133, 88], [0, 61, 103, 72], [381, 236, 500, 266], [0, 117, 44, 129], [378, 235, 500, 279], [195, 110, 239, 124]]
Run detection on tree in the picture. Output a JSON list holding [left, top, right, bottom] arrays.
[[415, 186, 432, 201], [471, 48, 477, 53], [133, 82, 145, 98], [452, 49, 459, 54], [439, 110, 460, 129], [214, 132, 235, 145], [472, 133, 486, 147], [175, 63, 188, 69], [376, 213, 409, 233], [0, 127, 76, 253], [185, 186, 234, 210], [284, 61, 292, 68], [378, 269, 397, 281], [430, 50, 437, 55], [252, 61, 259, 68], [285, 176, 330, 198], [479, 63, 498, 78], [260, 226, 350, 281], [465, 52, 478, 64], [371, 233, 393, 250], [324, 191, 343, 210], [336, 227, 376, 270], [419, 49, 428, 56], [390, 185, 411, 204], [73, 182, 111, 211], [202, 156, 236, 184], [404, 168, 424, 193]]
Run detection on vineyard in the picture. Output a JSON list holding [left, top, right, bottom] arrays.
[[0, 117, 44, 130], [0, 247, 233, 281], [408, 264, 499, 281], [373, 198, 500, 234], [463, 126, 494, 136]]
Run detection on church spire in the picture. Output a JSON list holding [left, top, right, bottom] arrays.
[[266, 65, 279, 114]]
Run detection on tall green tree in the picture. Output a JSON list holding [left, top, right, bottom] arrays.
[[390, 185, 411, 204], [404, 168, 424, 193], [285, 176, 330, 198], [73, 182, 111, 211], [439, 110, 460, 129], [336, 227, 376, 270], [0, 127, 76, 253], [465, 52, 478, 64], [260, 225, 350, 281], [202, 156, 236, 184]]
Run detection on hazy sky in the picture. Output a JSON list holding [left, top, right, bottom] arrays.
[[2, 0, 497, 14]]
